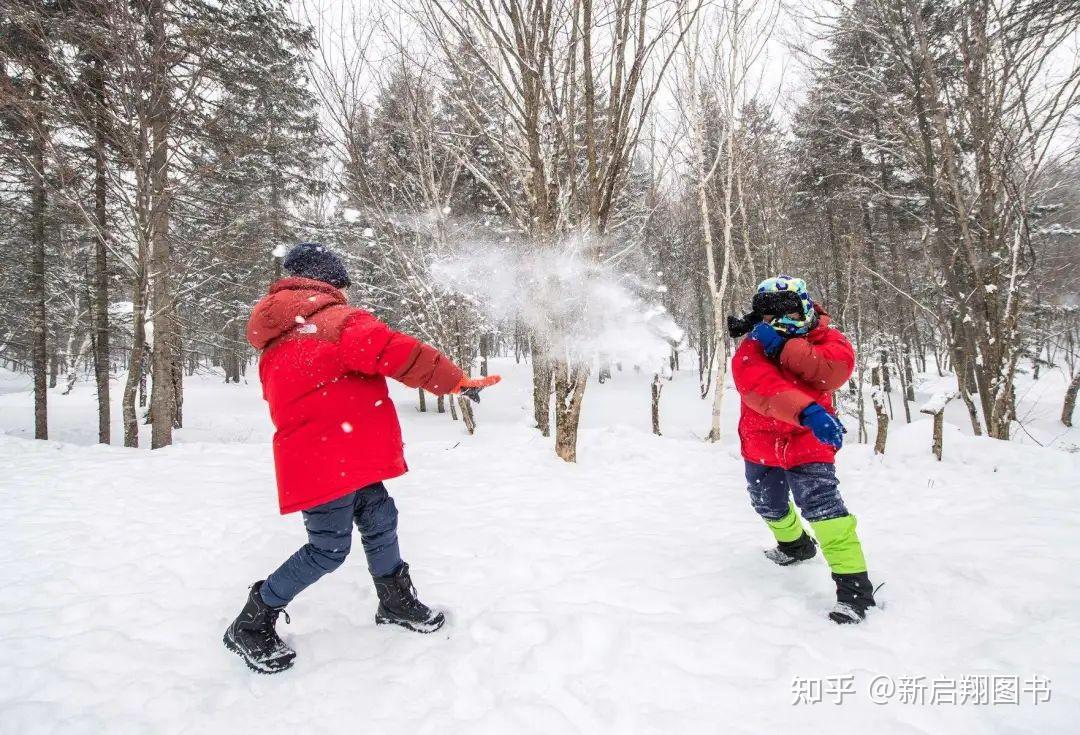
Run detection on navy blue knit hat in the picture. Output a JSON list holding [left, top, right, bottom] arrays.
[[281, 242, 350, 288]]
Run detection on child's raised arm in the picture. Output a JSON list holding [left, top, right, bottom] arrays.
[[338, 310, 464, 396], [777, 328, 855, 392], [732, 342, 814, 426]]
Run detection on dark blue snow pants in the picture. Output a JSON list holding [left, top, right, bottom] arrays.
[[260, 482, 402, 608], [744, 461, 849, 522]]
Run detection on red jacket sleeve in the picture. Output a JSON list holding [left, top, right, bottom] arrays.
[[338, 311, 464, 395], [778, 328, 854, 392], [732, 340, 814, 426]]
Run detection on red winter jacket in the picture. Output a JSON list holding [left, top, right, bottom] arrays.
[[731, 309, 854, 469], [247, 277, 464, 514]]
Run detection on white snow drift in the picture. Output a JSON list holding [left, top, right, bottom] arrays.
[[0, 359, 1077, 734]]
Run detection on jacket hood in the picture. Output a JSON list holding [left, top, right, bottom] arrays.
[[246, 277, 347, 350]]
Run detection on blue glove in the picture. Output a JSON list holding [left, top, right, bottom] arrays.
[[749, 321, 785, 358], [800, 403, 844, 449]]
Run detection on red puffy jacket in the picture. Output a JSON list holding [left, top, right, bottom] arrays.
[[731, 309, 854, 468], [247, 277, 464, 514]]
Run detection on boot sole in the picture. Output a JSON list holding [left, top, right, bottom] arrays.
[[828, 602, 872, 625], [828, 611, 863, 624], [375, 611, 446, 634], [223, 631, 295, 674], [763, 549, 817, 566]]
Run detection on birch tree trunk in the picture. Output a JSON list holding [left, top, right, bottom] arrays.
[[122, 268, 148, 447]]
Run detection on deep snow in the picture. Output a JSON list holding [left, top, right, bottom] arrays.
[[1, 357, 1078, 733]]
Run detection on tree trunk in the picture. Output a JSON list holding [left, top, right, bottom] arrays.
[[139, 352, 148, 408], [147, 0, 177, 450], [553, 359, 588, 463], [171, 324, 184, 429], [91, 56, 111, 444], [459, 396, 476, 435], [30, 67, 48, 440], [930, 411, 944, 461], [696, 280, 711, 398], [897, 347, 913, 424], [651, 373, 662, 436], [270, 161, 284, 282], [1062, 374, 1080, 428], [871, 366, 889, 455], [531, 340, 552, 436], [904, 346, 916, 402], [706, 339, 729, 442], [957, 369, 984, 437], [123, 287, 148, 447], [880, 351, 893, 419], [223, 321, 241, 383], [62, 339, 89, 396], [699, 81, 736, 443]]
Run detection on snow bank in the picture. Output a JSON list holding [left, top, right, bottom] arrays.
[[1, 359, 1078, 733]]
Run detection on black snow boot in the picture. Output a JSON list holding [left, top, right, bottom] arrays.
[[223, 581, 296, 673], [764, 531, 818, 566], [373, 562, 445, 634], [828, 571, 877, 625]]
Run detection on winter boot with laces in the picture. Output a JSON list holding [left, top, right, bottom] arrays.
[[223, 580, 295, 673], [373, 562, 445, 634], [828, 571, 877, 625], [764, 531, 818, 566]]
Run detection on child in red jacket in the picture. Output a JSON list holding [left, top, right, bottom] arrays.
[[730, 275, 876, 624], [225, 243, 499, 673]]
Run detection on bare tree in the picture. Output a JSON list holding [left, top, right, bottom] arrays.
[[1, 5, 54, 439], [419, 0, 701, 461], [675, 0, 780, 442]]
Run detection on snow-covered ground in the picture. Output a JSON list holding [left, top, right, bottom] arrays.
[[1, 358, 1078, 733]]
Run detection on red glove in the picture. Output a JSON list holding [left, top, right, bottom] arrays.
[[451, 375, 501, 402]]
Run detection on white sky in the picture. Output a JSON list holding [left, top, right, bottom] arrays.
[[293, 0, 1078, 163]]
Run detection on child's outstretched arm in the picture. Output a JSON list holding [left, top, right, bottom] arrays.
[[777, 328, 855, 392], [732, 343, 815, 426], [338, 310, 464, 395]]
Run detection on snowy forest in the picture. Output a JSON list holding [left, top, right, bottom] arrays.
[[3, 0, 1078, 457], [2, 1, 1080, 731]]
